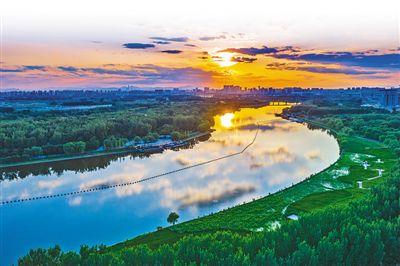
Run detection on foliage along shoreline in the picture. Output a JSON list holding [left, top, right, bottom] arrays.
[[0, 131, 212, 170]]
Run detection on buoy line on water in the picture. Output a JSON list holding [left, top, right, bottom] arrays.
[[0, 122, 261, 205]]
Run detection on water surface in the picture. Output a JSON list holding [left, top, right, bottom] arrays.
[[0, 105, 339, 264]]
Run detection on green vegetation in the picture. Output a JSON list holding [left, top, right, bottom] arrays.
[[17, 103, 400, 265], [167, 212, 180, 226], [0, 101, 213, 164]]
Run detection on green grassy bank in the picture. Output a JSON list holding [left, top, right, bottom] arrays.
[[108, 117, 397, 252]]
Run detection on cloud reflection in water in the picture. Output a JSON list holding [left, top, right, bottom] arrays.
[[2, 106, 339, 216]]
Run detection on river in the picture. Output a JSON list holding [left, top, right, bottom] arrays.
[[0, 105, 340, 264]]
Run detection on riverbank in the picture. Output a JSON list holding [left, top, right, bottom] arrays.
[[108, 116, 398, 252], [0, 131, 212, 170]]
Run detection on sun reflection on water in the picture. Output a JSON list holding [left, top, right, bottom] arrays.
[[220, 113, 235, 128]]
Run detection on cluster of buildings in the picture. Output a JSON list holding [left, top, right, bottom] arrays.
[[1, 85, 399, 111], [199, 85, 400, 111], [360, 88, 399, 111]]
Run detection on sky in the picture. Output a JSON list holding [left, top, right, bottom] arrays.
[[1, 0, 399, 89]]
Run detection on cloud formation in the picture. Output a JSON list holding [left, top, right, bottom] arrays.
[[199, 35, 226, 41], [2, 64, 217, 88], [220, 46, 281, 55], [231, 57, 257, 63], [266, 62, 384, 75], [1, 65, 46, 72], [275, 52, 400, 69], [161, 50, 183, 54], [222, 45, 400, 70], [150, 37, 189, 42], [123, 43, 155, 49], [166, 179, 256, 208], [153, 41, 170, 45]]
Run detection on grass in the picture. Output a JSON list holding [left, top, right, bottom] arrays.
[[286, 188, 365, 214], [109, 229, 186, 252], [108, 122, 398, 251]]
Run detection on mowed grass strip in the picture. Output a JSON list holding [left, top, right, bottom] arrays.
[[286, 188, 366, 214]]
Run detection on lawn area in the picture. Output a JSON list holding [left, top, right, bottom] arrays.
[[108, 124, 398, 251]]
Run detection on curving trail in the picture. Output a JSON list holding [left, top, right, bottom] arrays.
[[1, 123, 261, 205]]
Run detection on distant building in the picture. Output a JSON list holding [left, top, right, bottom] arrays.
[[361, 88, 382, 107], [361, 88, 399, 111], [222, 85, 242, 95], [379, 89, 399, 111]]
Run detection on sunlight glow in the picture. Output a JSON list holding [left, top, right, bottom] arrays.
[[220, 113, 235, 128], [213, 52, 237, 67]]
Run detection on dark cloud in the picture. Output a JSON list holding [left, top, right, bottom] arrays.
[[220, 45, 399, 70], [275, 52, 400, 69], [58, 66, 79, 72], [153, 41, 170, 45], [266, 62, 382, 75], [161, 50, 183, 54], [198, 51, 209, 59], [0, 68, 23, 73], [2, 63, 218, 87], [150, 37, 189, 42], [50, 64, 215, 85], [177, 183, 256, 209], [122, 43, 155, 49], [297, 66, 380, 75], [220, 46, 280, 55], [231, 56, 257, 63], [0, 65, 46, 72], [185, 44, 197, 47], [199, 35, 226, 41], [240, 120, 293, 132], [23, 65, 46, 71]]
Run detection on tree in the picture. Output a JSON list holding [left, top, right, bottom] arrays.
[[167, 212, 179, 225], [198, 121, 211, 132], [62, 141, 86, 155], [24, 146, 43, 157], [133, 136, 142, 144], [171, 131, 182, 141]]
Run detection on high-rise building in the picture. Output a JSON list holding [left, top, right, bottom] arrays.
[[380, 89, 399, 110]]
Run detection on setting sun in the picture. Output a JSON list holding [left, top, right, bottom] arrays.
[[213, 52, 237, 67]]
